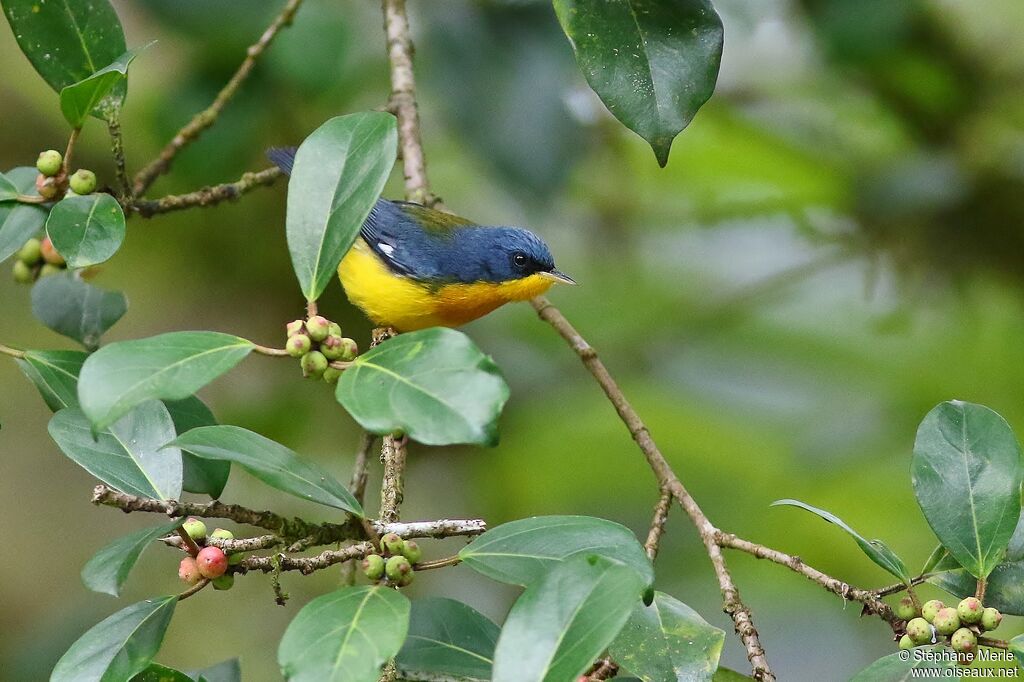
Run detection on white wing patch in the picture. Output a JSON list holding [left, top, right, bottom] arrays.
[[377, 242, 395, 256]]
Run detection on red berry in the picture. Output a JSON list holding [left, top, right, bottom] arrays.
[[196, 546, 228, 579], [40, 237, 64, 266], [179, 557, 202, 585]]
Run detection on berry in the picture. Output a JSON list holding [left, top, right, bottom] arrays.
[[362, 554, 386, 580], [385, 555, 412, 582], [922, 599, 945, 623], [17, 238, 41, 265], [320, 335, 344, 360], [196, 546, 228, 579], [898, 634, 914, 650], [906, 617, 933, 645], [950, 627, 977, 654], [396, 570, 414, 587], [933, 607, 960, 635], [328, 322, 342, 338], [300, 350, 328, 378], [286, 334, 312, 358], [39, 263, 63, 277], [12, 260, 33, 284], [212, 574, 234, 591], [339, 338, 359, 361], [306, 315, 330, 342], [69, 169, 96, 195], [228, 552, 245, 566], [182, 517, 207, 541], [40, 237, 64, 265], [895, 596, 918, 621], [210, 528, 234, 541], [286, 319, 306, 337], [981, 607, 1002, 631], [381, 532, 405, 556], [36, 174, 60, 200], [179, 557, 202, 585], [36, 149, 63, 177], [322, 367, 342, 385], [957, 597, 983, 624], [401, 540, 423, 564]]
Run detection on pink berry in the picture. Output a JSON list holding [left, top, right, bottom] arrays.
[[196, 546, 228, 579], [179, 557, 202, 585]]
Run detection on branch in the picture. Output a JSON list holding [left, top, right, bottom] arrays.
[[107, 113, 131, 202], [644, 488, 672, 561], [378, 434, 408, 524], [131, 167, 282, 217], [131, 0, 305, 195]]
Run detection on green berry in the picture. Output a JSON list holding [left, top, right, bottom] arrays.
[[381, 532, 405, 556], [922, 599, 945, 623], [196, 546, 228, 579], [300, 350, 328, 378], [906, 617, 933, 645], [401, 540, 423, 564], [306, 315, 330, 342], [385, 555, 412, 582], [69, 169, 96, 195], [210, 528, 234, 540], [212, 574, 234, 590], [182, 517, 207, 541], [950, 627, 976, 654], [228, 552, 245, 566], [39, 263, 63, 277], [286, 334, 312, 358], [320, 335, 344, 360], [328, 322, 342, 338], [36, 149, 63, 177], [396, 570, 414, 587], [286, 319, 306, 337], [12, 260, 33, 284], [361, 554, 385, 580], [957, 597, 983, 624], [933, 607, 960, 635], [17, 238, 41, 265], [981, 607, 1002, 631], [322, 367, 342, 385], [178, 557, 201, 585], [339, 338, 359, 361], [898, 634, 914, 650], [40, 237, 64, 265], [895, 596, 918, 621]]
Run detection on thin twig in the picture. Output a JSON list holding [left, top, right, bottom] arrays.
[[250, 342, 291, 357], [644, 488, 672, 561], [62, 127, 80, 177], [131, 167, 282, 217], [350, 432, 376, 504], [177, 579, 210, 601], [107, 113, 131, 201], [378, 434, 407, 524], [872, 575, 930, 598], [414, 555, 461, 571], [0, 344, 27, 359], [176, 527, 201, 557]]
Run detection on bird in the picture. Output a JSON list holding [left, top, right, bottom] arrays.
[[267, 148, 575, 332]]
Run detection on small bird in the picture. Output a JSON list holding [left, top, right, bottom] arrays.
[[268, 148, 575, 331]]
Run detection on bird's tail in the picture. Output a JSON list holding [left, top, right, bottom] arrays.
[[266, 146, 297, 176]]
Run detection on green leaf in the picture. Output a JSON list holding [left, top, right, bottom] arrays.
[[492, 555, 646, 682], [1011, 635, 1024, 670], [170, 425, 362, 516], [712, 670, 753, 681], [78, 331, 253, 430], [459, 515, 653, 588], [131, 664, 194, 682], [336, 328, 509, 446], [278, 585, 411, 682], [847, 647, 955, 681], [0, 167, 47, 263], [31, 273, 127, 350], [609, 591, 725, 682], [60, 45, 147, 125], [770, 499, 911, 584], [552, 0, 723, 166], [187, 659, 240, 682], [50, 596, 176, 682], [82, 519, 184, 597], [912, 400, 1023, 579], [0, 171, 18, 201], [287, 111, 397, 301], [164, 396, 229, 499], [46, 194, 127, 268], [16, 349, 88, 411], [396, 598, 499, 682], [2, 0, 126, 96], [49, 402, 183, 500]]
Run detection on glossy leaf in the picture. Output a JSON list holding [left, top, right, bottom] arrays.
[[60, 45, 147, 125], [16, 349, 88, 411], [0, 167, 47, 263], [459, 515, 653, 587], [712, 670, 753, 681], [287, 112, 397, 301], [492, 555, 646, 682], [78, 331, 253, 430], [187, 659, 241, 682], [396, 598, 499, 682], [610, 591, 725, 682], [1011, 635, 1024, 670], [31, 273, 127, 350], [771, 499, 911, 583], [552, 0, 723, 166], [912, 400, 1023, 578], [848, 647, 955, 681], [337, 328, 509, 446], [131, 664, 194, 682], [82, 519, 183, 596], [164, 396, 229, 498], [0, 171, 18, 201], [49, 402, 183, 500], [278, 586, 410, 682], [50, 596, 176, 682], [46, 194, 127, 268], [2, 0, 126, 96], [170, 425, 362, 515]]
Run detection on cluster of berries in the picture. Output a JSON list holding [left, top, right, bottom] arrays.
[[285, 315, 358, 384], [34, 148, 97, 200], [897, 596, 1001, 660], [176, 518, 238, 591], [360, 532, 422, 587], [11, 236, 66, 284]]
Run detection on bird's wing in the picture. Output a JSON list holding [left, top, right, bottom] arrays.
[[360, 200, 474, 281]]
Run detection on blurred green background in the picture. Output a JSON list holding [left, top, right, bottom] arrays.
[[2, 0, 1024, 679]]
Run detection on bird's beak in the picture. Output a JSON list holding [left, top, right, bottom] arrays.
[[539, 269, 577, 285]]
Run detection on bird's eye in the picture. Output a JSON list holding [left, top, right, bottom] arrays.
[[512, 252, 529, 269]]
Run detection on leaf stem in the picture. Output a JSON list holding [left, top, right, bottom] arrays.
[[62, 127, 81, 177], [413, 554, 461, 571], [976, 577, 987, 602], [0, 344, 26, 359], [251, 343, 290, 357], [15, 194, 47, 204], [176, 527, 201, 557]]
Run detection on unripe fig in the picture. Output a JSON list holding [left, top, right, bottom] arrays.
[[957, 597, 983, 624], [906, 617, 933, 645], [212, 574, 234, 591], [328, 322, 342, 338], [12, 260, 33, 284], [305, 315, 330, 342], [381, 532, 404, 556], [339, 338, 359, 361], [950, 627, 977, 654], [286, 334, 312, 358], [210, 528, 234, 540], [182, 517, 207, 541], [196, 546, 228, 579], [322, 367, 342, 385], [895, 596, 918, 621], [179, 557, 202, 585], [39, 263, 63, 277], [36, 174, 60, 200], [69, 169, 96, 195], [898, 634, 914, 650], [922, 599, 945, 623], [17, 238, 42, 265], [401, 540, 423, 564], [320, 335, 344, 360], [385, 555, 412, 582], [228, 552, 245, 566], [981, 607, 1002, 631], [40, 237, 64, 265], [36, 149, 63, 177], [286, 319, 306, 337], [396, 570, 414, 587], [933, 607, 960, 635], [301, 350, 328, 378], [362, 554, 385, 580]]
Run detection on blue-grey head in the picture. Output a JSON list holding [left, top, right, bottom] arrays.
[[441, 225, 576, 286]]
